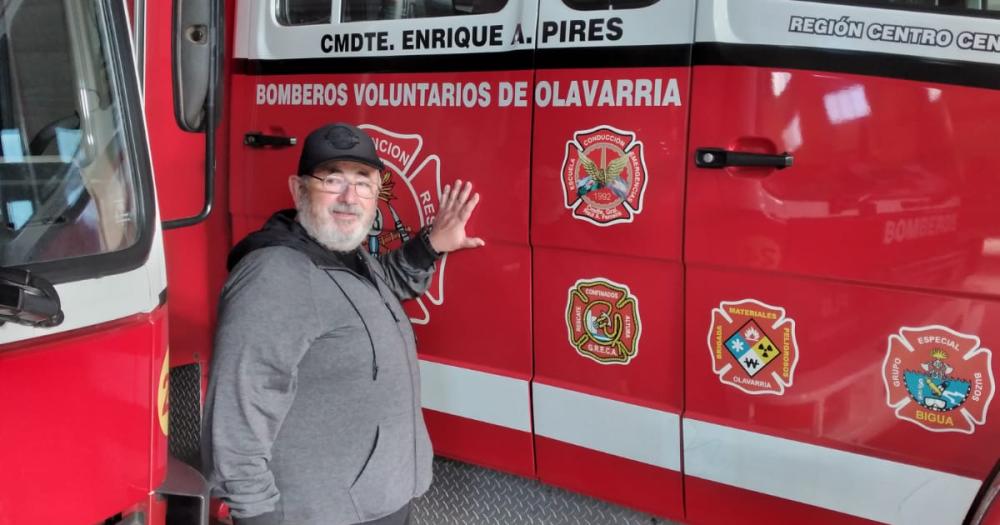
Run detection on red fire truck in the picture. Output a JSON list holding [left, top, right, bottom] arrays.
[[1, 0, 999, 524]]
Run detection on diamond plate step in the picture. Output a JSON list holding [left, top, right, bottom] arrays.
[[412, 458, 679, 525]]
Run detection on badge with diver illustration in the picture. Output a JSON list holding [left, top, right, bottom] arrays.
[[883, 325, 994, 434], [708, 299, 799, 395], [561, 126, 648, 226], [359, 124, 445, 325], [566, 279, 641, 365]]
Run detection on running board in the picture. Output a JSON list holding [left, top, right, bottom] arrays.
[[157, 455, 210, 525]]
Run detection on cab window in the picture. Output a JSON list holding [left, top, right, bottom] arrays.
[[277, 0, 332, 25], [341, 0, 507, 22], [878, 0, 1000, 10], [797, 0, 1000, 13], [0, 0, 147, 272], [560, 0, 660, 10]]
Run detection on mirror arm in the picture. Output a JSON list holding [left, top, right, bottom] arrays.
[[0, 268, 64, 328]]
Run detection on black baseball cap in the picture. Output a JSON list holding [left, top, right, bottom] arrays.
[[297, 122, 385, 175]]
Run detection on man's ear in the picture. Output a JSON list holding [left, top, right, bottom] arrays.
[[288, 175, 302, 204]]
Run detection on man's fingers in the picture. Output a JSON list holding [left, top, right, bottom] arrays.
[[458, 181, 474, 205], [458, 192, 480, 222], [451, 180, 464, 208], [440, 184, 452, 209], [434, 180, 482, 251], [440, 181, 478, 225]]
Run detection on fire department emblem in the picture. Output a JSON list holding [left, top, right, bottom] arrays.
[[360, 124, 446, 325], [566, 279, 641, 365], [708, 299, 799, 395], [561, 126, 648, 226], [883, 325, 995, 434], [157, 352, 169, 436]]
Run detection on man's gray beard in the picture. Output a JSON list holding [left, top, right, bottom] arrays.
[[296, 196, 374, 253]]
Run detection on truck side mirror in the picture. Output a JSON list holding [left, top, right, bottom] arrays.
[[164, 0, 222, 229], [0, 268, 64, 328], [175, 0, 214, 132]]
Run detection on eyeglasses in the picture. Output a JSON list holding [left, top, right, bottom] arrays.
[[303, 174, 377, 199]]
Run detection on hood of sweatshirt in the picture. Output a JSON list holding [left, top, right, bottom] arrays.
[[226, 209, 348, 271]]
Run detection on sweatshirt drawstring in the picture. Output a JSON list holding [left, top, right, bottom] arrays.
[[323, 271, 378, 380]]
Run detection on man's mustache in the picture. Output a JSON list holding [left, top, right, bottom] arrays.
[[329, 203, 363, 217]]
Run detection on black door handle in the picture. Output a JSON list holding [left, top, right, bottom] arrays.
[[695, 148, 793, 169], [244, 131, 297, 148]]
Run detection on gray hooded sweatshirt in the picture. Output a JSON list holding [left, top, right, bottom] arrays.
[[202, 210, 436, 525]]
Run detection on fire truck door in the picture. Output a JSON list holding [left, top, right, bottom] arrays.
[[530, 0, 693, 519], [142, 0, 229, 374], [684, 1, 1000, 524], [0, 0, 166, 522], [229, 0, 537, 476]]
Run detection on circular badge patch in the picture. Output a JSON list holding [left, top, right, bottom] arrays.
[[566, 279, 641, 365], [708, 299, 799, 395], [883, 325, 994, 434], [561, 126, 648, 226]]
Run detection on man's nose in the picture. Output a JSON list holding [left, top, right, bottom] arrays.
[[337, 184, 361, 204]]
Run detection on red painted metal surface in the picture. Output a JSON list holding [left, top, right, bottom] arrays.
[[229, 70, 534, 472], [684, 66, 1000, 522], [533, 249, 682, 410], [535, 436, 684, 520], [685, 476, 881, 525], [530, 67, 688, 259], [683, 267, 1000, 509], [529, 65, 689, 518], [685, 66, 999, 295], [980, 496, 1000, 525], [151, 320, 170, 501], [421, 409, 534, 477], [0, 308, 166, 525], [149, 493, 168, 525], [144, 0, 233, 370]]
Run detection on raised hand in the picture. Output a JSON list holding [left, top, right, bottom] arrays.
[[428, 179, 485, 254]]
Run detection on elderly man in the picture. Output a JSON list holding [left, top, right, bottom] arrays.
[[202, 122, 484, 525]]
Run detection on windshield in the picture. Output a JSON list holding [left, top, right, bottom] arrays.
[[0, 0, 141, 268]]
